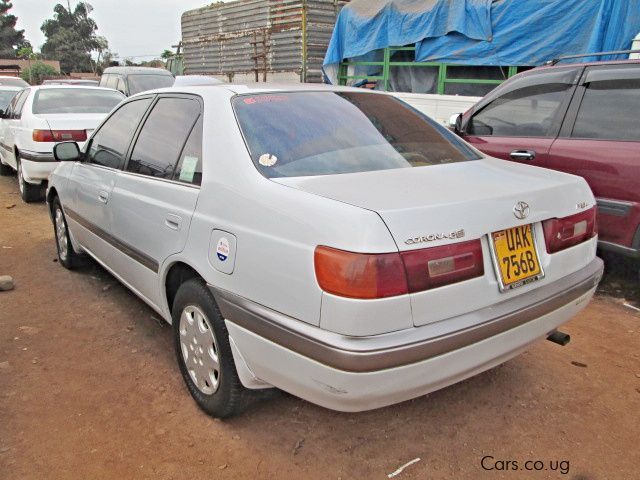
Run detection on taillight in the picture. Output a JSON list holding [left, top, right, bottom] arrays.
[[314, 247, 407, 299], [314, 239, 484, 299], [401, 239, 484, 291], [32, 129, 87, 142], [542, 207, 597, 254]]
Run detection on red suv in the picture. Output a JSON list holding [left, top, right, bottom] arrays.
[[453, 58, 640, 260]]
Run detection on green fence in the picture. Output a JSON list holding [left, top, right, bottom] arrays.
[[338, 46, 529, 95]]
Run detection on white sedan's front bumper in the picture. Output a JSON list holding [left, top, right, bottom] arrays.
[[216, 258, 603, 412]]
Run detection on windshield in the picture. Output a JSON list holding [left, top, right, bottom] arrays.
[[33, 88, 124, 114], [127, 74, 174, 95], [233, 92, 480, 178], [0, 89, 19, 110]]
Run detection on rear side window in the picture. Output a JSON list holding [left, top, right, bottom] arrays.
[[233, 92, 479, 178], [173, 117, 203, 185], [11, 89, 29, 119], [127, 97, 200, 179], [32, 88, 124, 114], [467, 83, 570, 137], [572, 79, 640, 141], [87, 98, 152, 169]]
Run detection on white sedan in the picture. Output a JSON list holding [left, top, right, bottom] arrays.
[[0, 85, 124, 202], [47, 84, 603, 417]]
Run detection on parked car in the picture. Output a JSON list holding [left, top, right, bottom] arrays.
[[0, 76, 29, 88], [99, 66, 174, 96], [47, 85, 603, 417], [42, 79, 100, 86], [451, 58, 640, 260], [0, 86, 23, 112], [173, 75, 222, 87], [0, 85, 125, 202]]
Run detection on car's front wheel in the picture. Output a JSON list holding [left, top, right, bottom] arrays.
[[17, 157, 42, 203], [172, 278, 247, 418], [52, 197, 82, 269]]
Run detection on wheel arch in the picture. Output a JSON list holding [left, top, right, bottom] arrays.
[[163, 261, 208, 318], [46, 186, 59, 220]]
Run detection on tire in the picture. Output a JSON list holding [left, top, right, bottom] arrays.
[[51, 196, 83, 269], [0, 158, 12, 176], [172, 278, 247, 418], [17, 157, 43, 203]]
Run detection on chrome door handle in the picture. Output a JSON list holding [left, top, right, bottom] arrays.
[[98, 190, 109, 204], [510, 150, 536, 161], [165, 214, 182, 231]]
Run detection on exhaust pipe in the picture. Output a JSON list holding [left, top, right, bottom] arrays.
[[547, 330, 571, 346]]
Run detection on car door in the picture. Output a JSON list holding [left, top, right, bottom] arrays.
[[547, 65, 640, 251], [461, 67, 581, 168], [64, 97, 153, 262], [1, 88, 29, 168], [0, 89, 20, 166], [106, 94, 202, 307]]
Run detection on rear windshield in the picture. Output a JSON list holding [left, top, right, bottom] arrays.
[[0, 89, 19, 110], [33, 88, 124, 114], [233, 92, 480, 178], [0, 77, 28, 87], [127, 74, 174, 95]]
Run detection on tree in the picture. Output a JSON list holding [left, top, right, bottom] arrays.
[[20, 62, 59, 85], [40, 2, 104, 74], [161, 49, 174, 60], [0, 1, 28, 58]]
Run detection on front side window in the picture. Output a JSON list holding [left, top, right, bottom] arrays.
[[32, 88, 124, 114], [127, 74, 174, 95], [87, 98, 152, 169], [467, 83, 570, 137], [572, 78, 640, 141], [127, 97, 200, 179], [233, 92, 479, 178]]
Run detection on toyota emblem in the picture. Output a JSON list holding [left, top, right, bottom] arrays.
[[513, 201, 530, 220]]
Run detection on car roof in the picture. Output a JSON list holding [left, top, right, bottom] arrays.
[[530, 58, 640, 74], [29, 84, 122, 91], [103, 66, 173, 76], [0, 85, 23, 91], [134, 82, 382, 98]]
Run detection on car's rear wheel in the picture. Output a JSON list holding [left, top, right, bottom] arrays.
[[172, 278, 247, 418], [0, 158, 12, 176], [52, 196, 82, 269], [17, 157, 42, 203]]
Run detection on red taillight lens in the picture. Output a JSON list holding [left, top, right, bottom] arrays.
[[401, 239, 484, 291], [314, 246, 408, 299], [314, 239, 484, 299], [32, 129, 87, 142], [542, 207, 597, 254]]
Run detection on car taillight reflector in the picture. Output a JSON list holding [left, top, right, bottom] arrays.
[[400, 239, 484, 291], [314, 246, 407, 299], [314, 239, 484, 299], [32, 129, 87, 142], [542, 207, 597, 254]]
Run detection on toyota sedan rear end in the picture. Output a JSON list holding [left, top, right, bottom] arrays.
[[48, 84, 602, 416]]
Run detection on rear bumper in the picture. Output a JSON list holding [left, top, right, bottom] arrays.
[[20, 155, 57, 184], [213, 257, 603, 411]]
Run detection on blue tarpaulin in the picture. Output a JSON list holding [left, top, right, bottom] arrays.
[[324, 0, 640, 84]]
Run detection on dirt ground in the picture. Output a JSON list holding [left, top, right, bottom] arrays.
[[0, 174, 639, 480]]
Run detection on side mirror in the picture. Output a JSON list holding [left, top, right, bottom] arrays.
[[448, 113, 462, 133], [53, 141, 81, 162]]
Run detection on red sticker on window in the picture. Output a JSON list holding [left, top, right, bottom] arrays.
[[243, 95, 289, 105]]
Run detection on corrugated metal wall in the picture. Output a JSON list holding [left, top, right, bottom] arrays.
[[181, 0, 349, 83]]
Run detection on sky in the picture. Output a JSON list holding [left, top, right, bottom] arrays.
[[13, 0, 226, 60]]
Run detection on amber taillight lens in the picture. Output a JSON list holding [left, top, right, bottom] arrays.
[[314, 239, 484, 299]]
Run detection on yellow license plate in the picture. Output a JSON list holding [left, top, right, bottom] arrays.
[[491, 224, 543, 291]]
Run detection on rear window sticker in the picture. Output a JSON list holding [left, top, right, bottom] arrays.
[[179, 156, 199, 182]]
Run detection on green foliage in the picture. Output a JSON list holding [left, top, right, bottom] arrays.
[[40, 2, 106, 74], [161, 49, 174, 60], [0, 1, 28, 58], [20, 62, 59, 85]]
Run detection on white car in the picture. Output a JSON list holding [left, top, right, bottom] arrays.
[[0, 86, 23, 114], [0, 85, 125, 202], [47, 84, 603, 417]]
